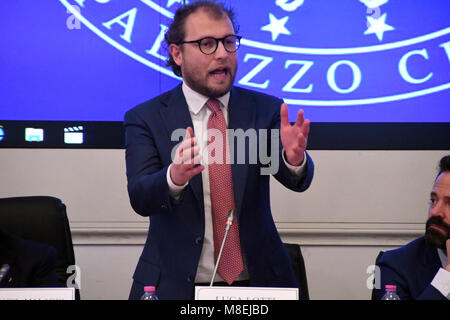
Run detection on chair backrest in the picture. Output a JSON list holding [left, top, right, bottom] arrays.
[[284, 242, 310, 300], [371, 250, 385, 300], [0, 196, 76, 290]]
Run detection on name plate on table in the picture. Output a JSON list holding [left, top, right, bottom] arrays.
[[195, 286, 298, 300], [0, 288, 75, 300]]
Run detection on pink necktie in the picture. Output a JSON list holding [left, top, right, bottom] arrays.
[[206, 98, 244, 284]]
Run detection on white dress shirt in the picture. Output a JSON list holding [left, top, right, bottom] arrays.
[[431, 249, 450, 299], [166, 82, 307, 283]]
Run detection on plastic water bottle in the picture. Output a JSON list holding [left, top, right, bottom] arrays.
[[381, 285, 400, 300], [140, 286, 159, 300]]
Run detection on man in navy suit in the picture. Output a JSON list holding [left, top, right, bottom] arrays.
[[373, 155, 450, 300], [125, 1, 314, 300], [0, 230, 59, 288]]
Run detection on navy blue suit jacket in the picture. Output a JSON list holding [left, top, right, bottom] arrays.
[[0, 230, 59, 288], [374, 236, 446, 300], [124, 85, 314, 300]]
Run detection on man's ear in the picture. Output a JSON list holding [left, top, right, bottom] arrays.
[[169, 44, 182, 67]]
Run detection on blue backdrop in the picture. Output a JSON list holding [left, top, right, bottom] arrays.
[[0, 0, 449, 123]]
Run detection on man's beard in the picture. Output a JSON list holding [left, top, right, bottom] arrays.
[[424, 216, 450, 250], [182, 63, 236, 98], [186, 73, 235, 98]]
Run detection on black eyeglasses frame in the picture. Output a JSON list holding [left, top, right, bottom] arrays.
[[176, 34, 242, 55]]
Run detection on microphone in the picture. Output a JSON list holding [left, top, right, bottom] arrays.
[[210, 209, 234, 287], [0, 264, 10, 284]]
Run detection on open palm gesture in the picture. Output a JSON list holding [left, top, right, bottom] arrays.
[[280, 103, 310, 166]]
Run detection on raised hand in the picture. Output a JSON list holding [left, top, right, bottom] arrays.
[[170, 127, 204, 186], [280, 103, 310, 166]]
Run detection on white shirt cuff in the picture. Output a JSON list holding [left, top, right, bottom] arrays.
[[282, 149, 307, 176], [431, 268, 450, 299], [167, 163, 188, 199]]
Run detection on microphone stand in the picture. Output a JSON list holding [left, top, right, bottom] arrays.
[[210, 209, 234, 287]]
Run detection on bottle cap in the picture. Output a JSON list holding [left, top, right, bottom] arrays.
[[385, 285, 396, 292], [144, 286, 156, 292]]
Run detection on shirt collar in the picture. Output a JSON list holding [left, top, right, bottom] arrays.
[[182, 82, 230, 115]]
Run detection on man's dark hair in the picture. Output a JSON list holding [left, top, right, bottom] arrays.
[[438, 155, 450, 176], [425, 154, 450, 250], [164, 0, 239, 77]]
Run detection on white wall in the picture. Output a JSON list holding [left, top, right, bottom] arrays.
[[1, 149, 448, 299]]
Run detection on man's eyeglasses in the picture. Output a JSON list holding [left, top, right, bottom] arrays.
[[177, 35, 242, 55]]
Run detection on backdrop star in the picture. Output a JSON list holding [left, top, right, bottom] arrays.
[[360, 0, 389, 8], [365, 13, 394, 41], [261, 13, 291, 41], [167, 0, 184, 8]]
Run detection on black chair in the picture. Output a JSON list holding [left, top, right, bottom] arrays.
[[284, 242, 309, 300], [0, 196, 79, 299], [371, 250, 385, 300]]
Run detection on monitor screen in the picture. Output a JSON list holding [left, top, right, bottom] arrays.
[[0, 0, 449, 149]]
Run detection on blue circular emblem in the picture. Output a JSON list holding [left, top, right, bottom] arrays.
[[60, 0, 449, 110]]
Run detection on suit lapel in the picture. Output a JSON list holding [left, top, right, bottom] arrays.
[[228, 87, 255, 219], [159, 85, 204, 212], [412, 238, 443, 293], [421, 241, 442, 276], [158, 85, 256, 218]]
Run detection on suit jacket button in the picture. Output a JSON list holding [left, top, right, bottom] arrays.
[[161, 204, 168, 211], [195, 236, 202, 245], [187, 276, 194, 283]]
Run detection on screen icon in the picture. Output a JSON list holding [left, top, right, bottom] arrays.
[[64, 126, 84, 144], [25, 128, 44, 142], [0, 126, 4, 142]]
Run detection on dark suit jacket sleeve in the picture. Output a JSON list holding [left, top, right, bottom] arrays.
[[374, 260, 412, 300], [375, 249, 447, 300], [124, 108, 173, 217], [31, 245, 60, 287], [416, 284, 447, 300], [7, 238, 61, 288]]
